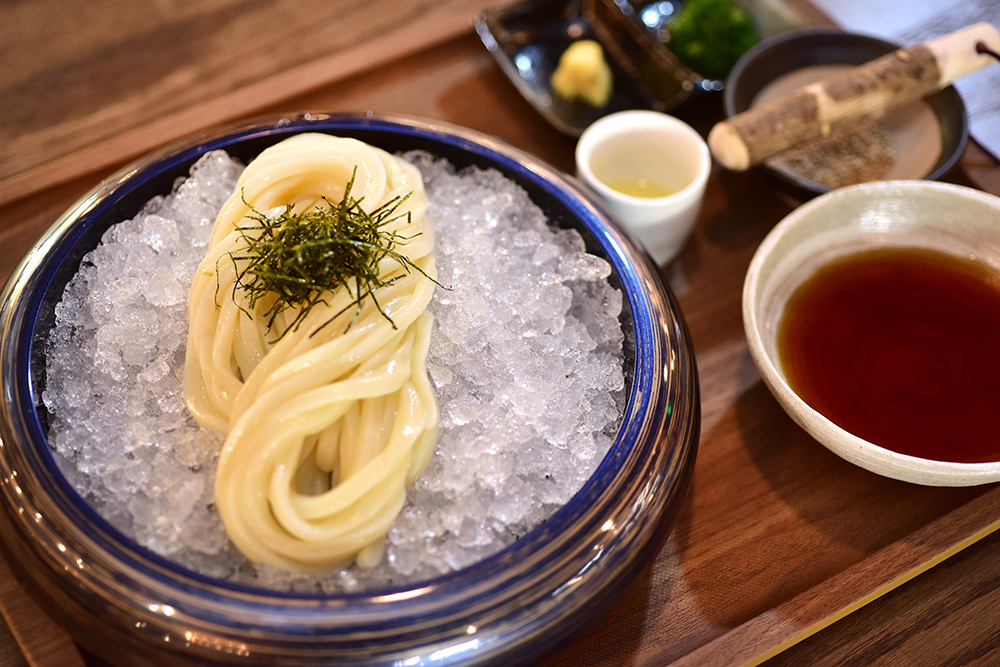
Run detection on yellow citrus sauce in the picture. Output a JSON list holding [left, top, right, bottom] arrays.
[[606, 177, 674, 198]]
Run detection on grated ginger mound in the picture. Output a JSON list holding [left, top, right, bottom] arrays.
[[551, 40, 613, 108]]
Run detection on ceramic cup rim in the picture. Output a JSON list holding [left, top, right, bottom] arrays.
[[575, 110, 711, 210]]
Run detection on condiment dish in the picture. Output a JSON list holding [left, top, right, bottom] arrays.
[[744, 179, 1000, 486], [473, 0, 735, 136], [575, 110, 710, 265], [474, 0, 670, 136], [725, 29, 968, 200]]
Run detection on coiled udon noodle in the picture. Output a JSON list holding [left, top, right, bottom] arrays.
[[184, 133, 439, 572]]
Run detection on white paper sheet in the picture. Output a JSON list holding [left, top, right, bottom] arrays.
[[810, 0, 1000, 160]]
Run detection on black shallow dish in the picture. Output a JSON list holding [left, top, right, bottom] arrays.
[[474, 0, 709, 136], [0, 113, 699, 665], [474, 0, 657, 136], [724, 29, 969, 201]]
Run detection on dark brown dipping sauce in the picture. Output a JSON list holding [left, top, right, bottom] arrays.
[[778, 247, 1000, 463]]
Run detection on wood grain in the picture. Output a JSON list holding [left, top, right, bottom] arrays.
[[0, 556, 84, 667], [674, 486, 1000, 666], [0, 0, 497, 207], [763, 524, 1000, 666], [0, 603, 29, 667]]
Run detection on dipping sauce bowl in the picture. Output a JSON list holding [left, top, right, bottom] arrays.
[[744, 180, 1000, 486], [575, 110, 711, 265]]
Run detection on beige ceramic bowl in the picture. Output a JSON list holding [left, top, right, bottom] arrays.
[[743, 180, 1000, 486]]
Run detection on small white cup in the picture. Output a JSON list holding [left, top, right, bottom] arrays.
[[576, 110, 711, 265]]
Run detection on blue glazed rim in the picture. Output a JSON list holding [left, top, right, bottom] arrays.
[[0, 113, 699, 665]]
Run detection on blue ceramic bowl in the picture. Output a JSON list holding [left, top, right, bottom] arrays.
[[0, 113, 699, 666]]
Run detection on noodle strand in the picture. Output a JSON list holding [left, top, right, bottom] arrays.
[[184, 134, 439, 572]]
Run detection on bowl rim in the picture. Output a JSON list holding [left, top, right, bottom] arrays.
[[0, 112, 699, 664], [724, 28, 969, 200], [743, 179, 1000, 486]]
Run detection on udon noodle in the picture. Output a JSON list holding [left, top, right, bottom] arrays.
[[184, 134, 439, 572]]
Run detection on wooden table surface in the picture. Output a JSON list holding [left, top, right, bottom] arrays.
[[2, 1, 1000, 665]]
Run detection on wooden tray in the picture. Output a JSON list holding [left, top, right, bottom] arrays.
[[2, 2, 999, 665]]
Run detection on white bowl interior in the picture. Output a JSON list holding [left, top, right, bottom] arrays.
[[743, 180, 1000, 486]]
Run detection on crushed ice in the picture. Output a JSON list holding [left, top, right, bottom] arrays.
[[43, 148, 626, 591]]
